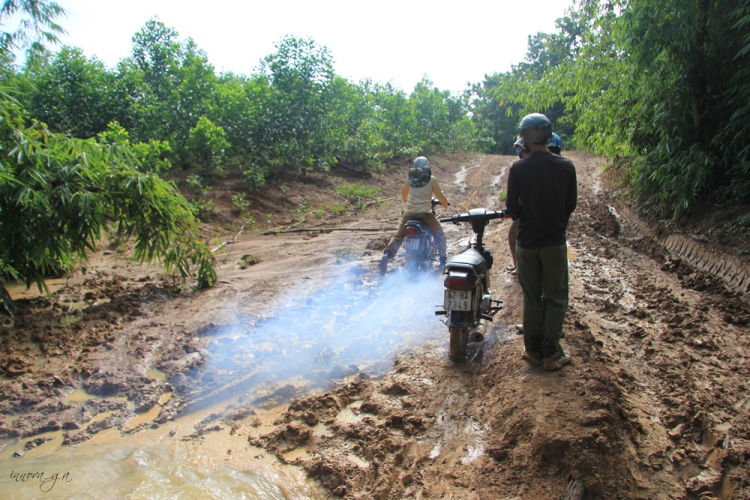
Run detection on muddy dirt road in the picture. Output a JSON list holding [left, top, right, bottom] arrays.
[[1, 152, 749, 499]]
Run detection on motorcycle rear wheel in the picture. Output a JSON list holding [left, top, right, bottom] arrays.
[[405, 257, 420, 275], [449, 326, 469, 362]]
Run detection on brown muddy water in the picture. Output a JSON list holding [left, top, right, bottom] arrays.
[[1, 395, 325, 499], [2, 267, 459, 499]]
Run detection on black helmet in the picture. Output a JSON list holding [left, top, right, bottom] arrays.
[[517, 113, 553, 145], [408, 156, 432, 188]]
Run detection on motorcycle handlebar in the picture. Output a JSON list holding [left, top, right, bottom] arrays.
[[440, 209, 507, 224]]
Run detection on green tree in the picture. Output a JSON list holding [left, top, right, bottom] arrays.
[[186, 116, 229, 172], [26, 46, 117, 138], [260, 35, 336, 172]]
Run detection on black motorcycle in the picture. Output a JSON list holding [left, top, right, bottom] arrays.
[[402, 198, 445, 274], [435, 208, 507, 361]]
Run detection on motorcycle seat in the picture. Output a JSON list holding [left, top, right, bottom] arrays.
[[405, 220, 430, 235], [446, 248, 487, 274]]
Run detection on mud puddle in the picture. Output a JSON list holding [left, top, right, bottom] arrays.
[[1, 398, 324, 499]]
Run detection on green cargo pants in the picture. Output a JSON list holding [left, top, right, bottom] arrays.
[[515, 242, 569, 358]]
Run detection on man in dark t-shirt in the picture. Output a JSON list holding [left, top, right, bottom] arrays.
[[506, 113, 577, 371]]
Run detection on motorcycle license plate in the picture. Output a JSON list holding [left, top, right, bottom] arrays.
[[404, 238, 420, 250], [444, 290, 471, 311]]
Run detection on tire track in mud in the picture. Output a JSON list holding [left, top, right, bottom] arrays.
[[615, 204, 750, 296]]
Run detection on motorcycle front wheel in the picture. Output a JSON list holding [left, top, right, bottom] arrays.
[[449, 326, 469, 362]]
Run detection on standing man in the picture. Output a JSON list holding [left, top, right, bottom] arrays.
[[379, 156, 449, 274], [506, 113, 577, 371]]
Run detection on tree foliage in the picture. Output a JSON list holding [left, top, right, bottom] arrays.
[[471, 0, 750, 216], [0, 96, 216, 306], [17, 27, 480, 181]]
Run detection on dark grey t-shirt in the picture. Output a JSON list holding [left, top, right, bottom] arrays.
[[506, 151, 577, 248]]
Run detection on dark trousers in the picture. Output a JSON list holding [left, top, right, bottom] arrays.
[[516, 243, 569, 358]]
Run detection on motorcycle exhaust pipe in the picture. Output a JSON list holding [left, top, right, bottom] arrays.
[[470, 322, 486, 343]]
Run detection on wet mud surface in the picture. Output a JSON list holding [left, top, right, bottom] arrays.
[[2, 152, 749, 499]]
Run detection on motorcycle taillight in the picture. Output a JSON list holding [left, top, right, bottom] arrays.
[[444, 270, 474, 291], [405, 227, 421, 237]]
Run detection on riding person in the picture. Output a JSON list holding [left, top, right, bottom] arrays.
[[379, 156, 449, 274], [548, 132, 563, 155], [506, 113, 577, 371]]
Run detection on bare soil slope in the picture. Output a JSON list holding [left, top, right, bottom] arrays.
[[1, 152, 749, 499]]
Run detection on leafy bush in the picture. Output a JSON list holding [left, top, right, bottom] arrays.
[[188, 198, 215, 218], [0, 115, 216, 307], [232, 193, 251, 213], [243, 165, 266, 192], [330, 203, 345, 216], [186, 116, 230, 172], [97, 122, 172, 173]]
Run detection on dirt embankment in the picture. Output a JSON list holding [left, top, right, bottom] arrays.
[[1, 152, 749, 499]]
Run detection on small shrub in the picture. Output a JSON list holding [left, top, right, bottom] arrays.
[[232, 193, 251, 213], [315, 209, 325, 219], [280, 183, 290, 196], [243, 165, 266, 192], [186, 175, 210, 196], [498, 190, 507, 202], [239, 254, 261, 269], [297, 196, 311, 213], [334, 247, 354, 262], [330, 203, 345, 216], [241, 213, 257, 229], [188, 199, 215, 219]]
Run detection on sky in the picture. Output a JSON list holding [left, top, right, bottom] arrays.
[[40, 0, 572, 94]]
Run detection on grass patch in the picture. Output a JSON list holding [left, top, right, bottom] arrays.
[[498, 190, 507, 202], [336, 182, 381, 201]]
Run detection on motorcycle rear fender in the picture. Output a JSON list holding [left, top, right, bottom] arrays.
[[448, 310, 465, 329]]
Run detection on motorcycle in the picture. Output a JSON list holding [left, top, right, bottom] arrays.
[[401, 198, 446, 274], [435, 208, 507, 361]]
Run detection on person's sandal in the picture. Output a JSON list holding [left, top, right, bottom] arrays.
[[522, 350, 543, 366], [544, 350, 571, 371]]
